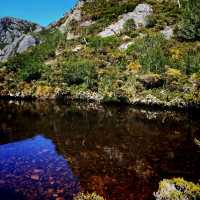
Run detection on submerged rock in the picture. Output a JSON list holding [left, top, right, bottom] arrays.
[[74, 192, 105, 200], [154, 178, 200, 200]]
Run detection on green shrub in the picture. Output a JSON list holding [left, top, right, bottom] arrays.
[[126, 34, 169, 73], [145, 15, 156, 28], [62, 59, 97, 87], [87, 36, 120, 50], [170, 48, 200, 74], [176, 0, 200, 41], [17, 62, 43, 82], [123, 19, 136, 32]]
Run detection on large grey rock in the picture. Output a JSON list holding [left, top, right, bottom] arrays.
[[0, 36, 23, 61], [0, 17, 42, 61], [0, 17, 41, 45], [0, 34, 38, 61], [98, 4, 153, 37], [17, 35, 37, 53]]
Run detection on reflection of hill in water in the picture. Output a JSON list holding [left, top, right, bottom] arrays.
[[0, 100, 200, 200]]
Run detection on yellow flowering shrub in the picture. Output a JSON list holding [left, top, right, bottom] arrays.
[[127, 61, 141, 73]]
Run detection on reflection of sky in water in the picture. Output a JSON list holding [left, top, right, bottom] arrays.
[[0, 135, 80, 200]]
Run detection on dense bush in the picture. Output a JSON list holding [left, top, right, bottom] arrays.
[[170, 47, 200, 74], [62, 59, 97, 87], [87, 36, 120, 50], [176, 0, 200, 41], [17, 61, 44, 82], [126, 34, 169, 73]]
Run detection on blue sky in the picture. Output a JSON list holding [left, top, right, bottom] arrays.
[[0, 0, 77, 26]]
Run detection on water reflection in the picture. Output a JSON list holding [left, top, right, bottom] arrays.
[[0, 100, 199, 200], [0, 135, 80, 200]]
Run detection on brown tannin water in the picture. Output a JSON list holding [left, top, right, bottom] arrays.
[[0, 100, 199, 200]]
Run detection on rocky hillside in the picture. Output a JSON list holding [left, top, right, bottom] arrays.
[[0, 0, 200, 109], [0, 17, 42, 61]]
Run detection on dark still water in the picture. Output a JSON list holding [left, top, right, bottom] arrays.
[[0, 100, 199, 200]]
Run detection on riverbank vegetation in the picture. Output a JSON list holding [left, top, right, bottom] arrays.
[[0, 0, 200, 108]]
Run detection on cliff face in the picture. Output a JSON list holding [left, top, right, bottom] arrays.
[[0, 17, 42, 61]]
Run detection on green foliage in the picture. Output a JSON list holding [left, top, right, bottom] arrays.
[[170, 47, 200, 74], [176, 0, 200, 41], [17, 61, 44, 82], [123, 19, 136, 33], [87, 36, 120, 50], [126, 34, 169, 73], [62, 59, 97, 87], [145, 15, 156, 28], [82, 0, 139, 21], [145, 0, 181, 29]]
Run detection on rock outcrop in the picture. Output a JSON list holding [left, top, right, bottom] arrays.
[[98, 4, 153, 37], [59, 0, 84, 33], [0, 34, 39, 61], [0, 17, 42, 61]]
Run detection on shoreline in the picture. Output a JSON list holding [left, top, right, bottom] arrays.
[[0, 93, 200, 112]]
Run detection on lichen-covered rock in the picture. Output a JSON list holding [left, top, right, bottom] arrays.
[[154, 178, 200, 200], [98, 4, 153, 37]]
